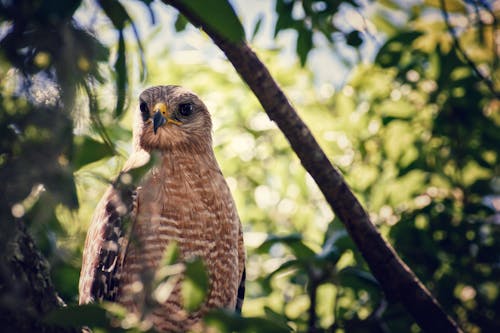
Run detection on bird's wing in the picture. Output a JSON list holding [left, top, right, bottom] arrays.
[[78, 185, 133, 303], [79, 150, 150, 304]]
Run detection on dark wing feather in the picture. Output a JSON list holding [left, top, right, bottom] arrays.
[[235, 268, 246, 313], [79, 181, 137, 304], [79, 150, 150, 304], [235, 222, 246, 313]]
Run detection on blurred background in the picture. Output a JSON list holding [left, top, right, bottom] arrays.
[[0, 0, 499, 332]]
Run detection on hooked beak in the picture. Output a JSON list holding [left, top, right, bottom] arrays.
[[153, 111, 166, 134], [152, 102, 182, 134]]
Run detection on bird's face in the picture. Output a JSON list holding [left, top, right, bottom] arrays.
[[137, 85, 212, 152]]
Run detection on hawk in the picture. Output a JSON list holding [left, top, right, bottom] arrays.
[[79, 85, 245, 332]]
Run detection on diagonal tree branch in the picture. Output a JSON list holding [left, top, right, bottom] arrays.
[[161, 1, 463, 332]]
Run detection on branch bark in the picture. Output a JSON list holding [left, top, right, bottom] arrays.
[[163, 1, 463, 332]]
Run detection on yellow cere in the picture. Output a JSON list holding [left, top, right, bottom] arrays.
[[154, 102, 182, 125], [154, 102, 168, 116]]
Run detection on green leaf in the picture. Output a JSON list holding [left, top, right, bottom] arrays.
[[338, 266, 380, 294], [267, 259, 301, 280], [35, 0, 82, 22], [181, 0, 245, 43], [297, 26, 313, 66], [160, 242, 181, 267], [274, 0, 295, 37], [250, 14, 264, 42], [114, 30, 127, 118], [98, 0, 129, 29], [258, 233, 316, 258], [73, 136, 114, 169], [44, 304, 109, 328], [50, 170, 79, 209], [319, 229, 351, 264], [204, 309, 291, 333], [182, 257, 209, 312], [263, 306, 290, 327], [174, 13, 189, 32], [375, 31, 422, 68]]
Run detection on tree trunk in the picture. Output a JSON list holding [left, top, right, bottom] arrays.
[[0, 219, 71, 332]]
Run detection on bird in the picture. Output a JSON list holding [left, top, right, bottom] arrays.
[[79, 85, 245, 332]]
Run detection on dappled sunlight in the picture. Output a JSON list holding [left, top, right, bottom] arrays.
[[1, 0, 498, 332]]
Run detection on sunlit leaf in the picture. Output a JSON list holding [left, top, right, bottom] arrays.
[[160, 242, 180, 267], [424, 0, 466, 13]]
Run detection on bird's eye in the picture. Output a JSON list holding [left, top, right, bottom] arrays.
[[178, 103, 193, 117], [140, 102, 149, 114], [139, 101, 149, 121]]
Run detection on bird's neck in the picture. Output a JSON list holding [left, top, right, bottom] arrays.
[[155, 146, 221, 177]]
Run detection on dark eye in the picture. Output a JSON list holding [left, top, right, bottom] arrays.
[[140, 101, 149, 113], [178, 103, 193, 117], [139, 101, 149, 121]]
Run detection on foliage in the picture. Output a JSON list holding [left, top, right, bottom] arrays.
[[1, 0, 499, 332], [273, 0, 362, 65]]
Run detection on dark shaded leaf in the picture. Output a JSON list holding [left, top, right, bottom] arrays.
[[114, 30, 127, 118], [204, 309, 291, 333], [338, 266, 380, 298], [35, 0, 82, 22], [98, 0, 128, 29], [73, 136, 114, 170], [258, 233, 316, 258], [181, 0, 245, 43], [44, 304, 108, 328], [375, 31, 422, 68], [319, 229, 351, 264], [250, 14, 264, 42], [297, 26, 313, 66], [274, 0, 295, 37], [263, 306, 290, 328], [174, 12, 189, 32]]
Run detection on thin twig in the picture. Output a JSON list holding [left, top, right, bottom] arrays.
[[475, 0, 499, 70], [307, 271, 318, 333], [439, 0, 500, 98]]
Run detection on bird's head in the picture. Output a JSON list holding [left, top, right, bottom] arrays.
[[136, 85, 212, 152]]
